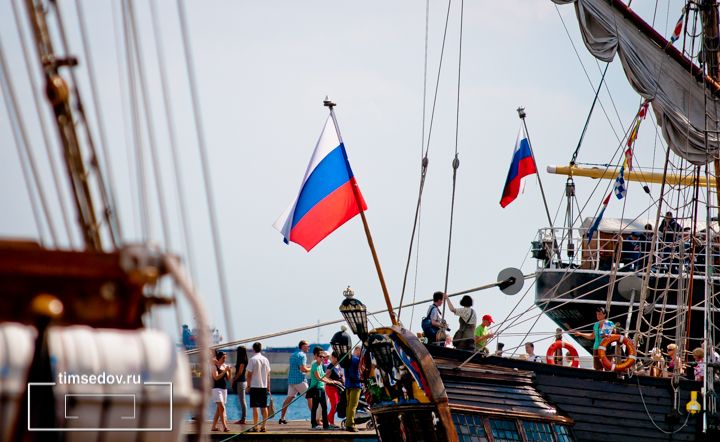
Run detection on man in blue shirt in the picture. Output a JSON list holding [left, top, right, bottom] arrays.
[[344, 346, 363, 432], [278, 340, 310, 424]]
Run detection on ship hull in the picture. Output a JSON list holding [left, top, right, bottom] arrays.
[[535, 268, 720, 353]]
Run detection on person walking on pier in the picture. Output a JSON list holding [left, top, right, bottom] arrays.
[[308, 347, 337, 430], [344, 346, 363, 432], [210, 351, 231, 432], [246, 342, 271, 432], [279, 339, 311, 424], [232, 346, 248, 424]]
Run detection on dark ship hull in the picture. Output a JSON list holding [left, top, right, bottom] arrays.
[[535, 268, 720, 353], [362, 327, 715, 442]]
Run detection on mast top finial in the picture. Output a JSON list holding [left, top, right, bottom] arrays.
[[324, 96, 336, 110], [517, 107, 526, 119]]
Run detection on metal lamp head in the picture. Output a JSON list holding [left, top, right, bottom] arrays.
[[330, 327, 352, 358], [339, 286, 368, 341], [368, 333, 396, 373]]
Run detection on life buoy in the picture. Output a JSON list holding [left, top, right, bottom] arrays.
[[597, 334, 637, 372], [545, 340, 580, 367]]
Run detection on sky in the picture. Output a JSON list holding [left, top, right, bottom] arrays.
[[0, 0, 688, 357]]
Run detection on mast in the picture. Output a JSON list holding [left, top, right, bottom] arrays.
[[700, 0, 719, 430], [23, 0, 103, 251]]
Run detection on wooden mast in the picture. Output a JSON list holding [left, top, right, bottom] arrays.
[[23, 0, 102, 251]]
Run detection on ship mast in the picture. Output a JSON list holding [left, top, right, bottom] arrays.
[[23, 0, 103, 251], [700, 0, 719, 430]]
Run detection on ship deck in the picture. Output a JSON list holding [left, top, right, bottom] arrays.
[[183, 420, 377, 441]]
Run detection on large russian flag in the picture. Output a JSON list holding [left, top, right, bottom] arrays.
[[500, 128, 537, 208], [274, 115, 367, 251]]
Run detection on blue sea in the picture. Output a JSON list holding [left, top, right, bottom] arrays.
[[206, 393, 310, 421]]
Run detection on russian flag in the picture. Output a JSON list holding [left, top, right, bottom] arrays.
[[587, 193, 611, 242], [274, 114, 367, 251], [500, 128, 537, 208]]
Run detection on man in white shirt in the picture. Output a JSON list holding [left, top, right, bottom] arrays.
[[246, 342, 271, 432], [524, 342, 543, 363]]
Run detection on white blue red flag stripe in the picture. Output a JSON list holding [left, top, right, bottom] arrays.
[[587, 193, 612, 241], [274, 115, 367, 251], [500, 128, 537, 208], [670, 12, 684, 44]]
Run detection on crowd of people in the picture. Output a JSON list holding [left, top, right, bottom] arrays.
[[207, 338, 363, 433], [601, 211, 720, 274]]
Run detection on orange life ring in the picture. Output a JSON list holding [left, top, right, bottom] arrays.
[[597, 334, 637, 372], [545, 340, 580, 367]]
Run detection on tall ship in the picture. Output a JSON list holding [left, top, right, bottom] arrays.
[[326, 0, 720, 441]]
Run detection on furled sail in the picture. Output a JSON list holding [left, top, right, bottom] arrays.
[[554, 0, 720, 164]]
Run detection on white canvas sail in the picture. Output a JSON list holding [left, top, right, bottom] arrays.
[[554, 0, 720, 164]]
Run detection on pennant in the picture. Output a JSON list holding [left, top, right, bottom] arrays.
[[500, 127, 538, 208], [274, 114, 367, 251], [587, 193, 612, 242], [614, 165, 627, 199], [670, 11, 684, 44]]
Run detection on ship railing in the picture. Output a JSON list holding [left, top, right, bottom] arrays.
[[534, 227, 720, 278]]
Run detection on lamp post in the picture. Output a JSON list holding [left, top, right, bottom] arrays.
[[339, 286, 368, 342], [368, 333, 396, 376], [330, 326, 353, 367]]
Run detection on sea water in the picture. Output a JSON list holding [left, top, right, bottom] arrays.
[[206, 393, 311, 421]]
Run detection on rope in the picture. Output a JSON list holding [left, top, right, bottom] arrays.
[[126, 0, 175, 252], [635, 374, 690, 434], [440, 0, 464, 322], [121, 0, 151, 241], [0, 33, 55, 245], [148, 0, 200, 287], [73, 0, 124, 243], [570, 63, 610, 165], [177, 0, 235, 340]]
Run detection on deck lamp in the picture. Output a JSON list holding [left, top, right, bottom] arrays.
[[368, 333, 396, 374], [330, 327, 352, 365], [339, 286, 368, 342]]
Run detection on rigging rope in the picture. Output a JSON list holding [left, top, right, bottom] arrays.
[[177, 0, 235, 340], [148, 0, 200, 288], [0, 36, 48, 245], [397, 0, 453, 320], [441, 0, 464, 322]]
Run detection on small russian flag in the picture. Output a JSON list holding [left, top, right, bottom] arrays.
[[500, 127, 538, 208], [274, 114, 367, 251], [670, 11, 684, 44], [587, 193, 612, 241]]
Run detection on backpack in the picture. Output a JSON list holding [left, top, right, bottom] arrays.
[[421, 304, 440, 341]]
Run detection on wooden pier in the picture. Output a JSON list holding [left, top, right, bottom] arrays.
[[183, 420, 378, 441]]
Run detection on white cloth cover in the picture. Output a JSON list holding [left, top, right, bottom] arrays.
[[553, 0, 720, 164]]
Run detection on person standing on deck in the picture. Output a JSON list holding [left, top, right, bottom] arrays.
[[344, 346, 363, 433], [524, 342, 543, 363], [422, 292, 447, 345], [246, 342, 271, 433], [572, 307, 610, 370], [279, 340, 311, 424], [325, 351, 344, 427], [474, 314, 494, 355], [445, 294, 477, 350]]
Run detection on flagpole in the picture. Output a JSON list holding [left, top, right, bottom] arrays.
[[324, 98, 398, 326], [518, 107, 560, 260]]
